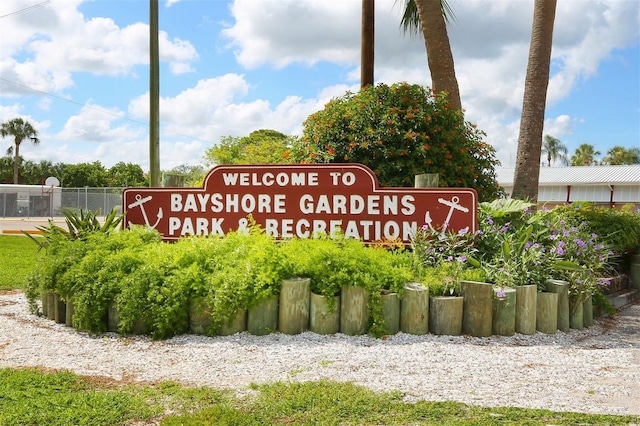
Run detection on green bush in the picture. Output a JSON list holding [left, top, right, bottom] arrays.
[[26, 224, 418, 339], [291, 82, 504, 202], [27, 201, 634, 339], [546, 205, 640, 256]]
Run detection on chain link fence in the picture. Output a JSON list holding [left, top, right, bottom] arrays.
[[0, 185, 124, 218]]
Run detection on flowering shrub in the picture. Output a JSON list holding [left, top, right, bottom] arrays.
[[410, 224, 476, 267], [470, 199, 558, 290], [546, 218, 615, 304], [290, 82, 504, 201], [471, 200, 618, 306], [410, 224, 480, 296]]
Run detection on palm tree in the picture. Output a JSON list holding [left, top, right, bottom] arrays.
[[541, 135, 568, 167], [361, 0, 375, 88], [0, 117, 40, 184], [602, 146, 640, 165], [398, 0, 462, 111], [570, 144, 601, 166], [511, 0, 557, 202]]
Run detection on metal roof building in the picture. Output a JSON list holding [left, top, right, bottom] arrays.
[[496, 165, 640, 209]]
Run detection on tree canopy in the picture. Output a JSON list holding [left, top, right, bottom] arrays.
[[0, 117, 40, 184], [290, 82, 503, 202], [204, 129, 297, 166]]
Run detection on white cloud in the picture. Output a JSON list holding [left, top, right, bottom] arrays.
[[56, 102, 140, 143], [223, 0, 362, 69], [1, 0, 198, 99]]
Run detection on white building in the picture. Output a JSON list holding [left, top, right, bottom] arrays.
[[496, 165, 640, 211], [0, 184, 62, 217]]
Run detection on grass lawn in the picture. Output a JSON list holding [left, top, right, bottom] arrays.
[[0, 234, 42, 291], [1, 368, 638, 426]]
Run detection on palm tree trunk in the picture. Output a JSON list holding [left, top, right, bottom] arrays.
[[13, 139, 20, 184], [414, 0, 461, 110], [512, 0, 557, 202], [361, 0, 375, 88]]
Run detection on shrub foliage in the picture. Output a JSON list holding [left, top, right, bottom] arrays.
[[23, 202, 640, 340]]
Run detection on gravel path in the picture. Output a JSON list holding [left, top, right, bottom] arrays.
[[1, 291, 639, 416]]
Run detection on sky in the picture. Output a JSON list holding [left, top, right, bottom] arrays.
[[0, 0, 639, 174]]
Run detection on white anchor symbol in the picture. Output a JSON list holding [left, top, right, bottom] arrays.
[[424, 196, 469, 237], [128, 194, 163, 229]]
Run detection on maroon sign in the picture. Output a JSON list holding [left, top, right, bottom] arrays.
[[123, 164, 477, 243]]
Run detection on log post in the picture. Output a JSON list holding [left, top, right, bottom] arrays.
[[381, 292, 400, 335], [414, 173, 439, 188], [248, 295, 279, 336], [53, 294, 66, 324], [310, 293, 340, 335], [492, 287, 516, 336], [570, 298, 584, 330], [46, 291, 56, 320], [461, 280, 493, 337], [217, 309, 247, 336], [536, 292, 558, 334], [515, 285, 537, 335], [546, 279, 570, 332], [340, 286, 369, 335], [400, 283, 429, 335], [278, 277, 310, 334], [429, 296, 463, 336], [64, 294, 74, 327], [583, 296, 593, 327]]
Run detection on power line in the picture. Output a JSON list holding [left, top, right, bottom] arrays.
[[0, 0, 52, 19], [0, 77, 215, 145]]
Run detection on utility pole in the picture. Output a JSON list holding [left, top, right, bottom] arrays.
[[149, 0, 160, 187]]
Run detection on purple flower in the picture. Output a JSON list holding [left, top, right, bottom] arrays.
[[421, 224, 429, 231], [496, 290, 506, 299], [487, 217, 494, 225], [457, 256, 467, 262], [557, 247, 565, 256]]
